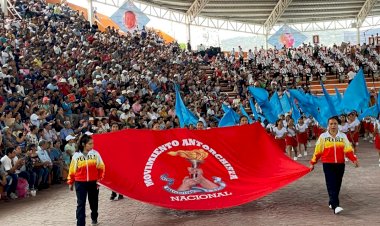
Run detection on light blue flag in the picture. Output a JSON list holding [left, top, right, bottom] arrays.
[[248, 87, 277, 123], [222, 104, 230, 113], [222, 104, 240, 121], [270, 92, 283, 118], [321, 82, 338, 117], [290, 98, 301, 123], [248, 87, 269, 105], [289, 89, 326, 128], [280, 92, 292, 113], [175, 85, 198, 128], [358, 105, 378, 120], [335, 87, 342, 103], [249, 98, 259, 121], [340, 69, 370, 113], [218, 108, 240, 127], [239, 104, 253, 124]]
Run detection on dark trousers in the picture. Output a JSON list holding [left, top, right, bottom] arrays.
[[6, 173, 18, 196], [75, 181, 99, 226], [323, 163, 345, 210]]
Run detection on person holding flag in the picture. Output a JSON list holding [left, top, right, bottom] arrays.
[[310, 116, 359, 215], [296, 116, 309, 157], [373, 114, 380, 166]]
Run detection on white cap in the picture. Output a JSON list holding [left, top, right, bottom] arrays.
[[65, 135, 76, 141]]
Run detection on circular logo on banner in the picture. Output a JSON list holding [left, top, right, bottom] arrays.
[[143, 139, 238, 202], [124, 11, 137, 29]]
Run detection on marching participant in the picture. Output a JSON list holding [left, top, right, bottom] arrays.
[[347, 112, 360, 150], [272, 119, 287, 152], [285, 119, 299, 160], [310, 116, 359, 214], [296, 116, 308, 157]]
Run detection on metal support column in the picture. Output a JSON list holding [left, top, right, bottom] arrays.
[[1, 0, 8, 16], [357, 27, 360, 45], [88, 0, 94, 25], [186, 23, 191, 44]]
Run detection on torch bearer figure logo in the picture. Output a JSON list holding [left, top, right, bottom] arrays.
[[160, 149, 226, 195], [168, 149, 208, 179]]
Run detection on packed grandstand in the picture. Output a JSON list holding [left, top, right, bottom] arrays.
[[0, 0, 379, 203]]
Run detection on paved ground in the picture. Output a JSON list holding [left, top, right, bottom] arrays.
[[1, 139, 379, 226]]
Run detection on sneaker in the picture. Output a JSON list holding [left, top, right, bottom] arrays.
[[334, 206, 344, 214], [363, 137, 368, 141], [293, 157, 298, 161], [91, 220, 98, 225], [118, 195, 124, 200], [345, 157, 348, 162], [369, 140, 373, 143], [110, 196, 116, 200], [9, 193, 18, 199], [329, 205, 332, 209], [356, 142, 359, 146], [304, 151, 308, 156], [297, 154, 302, 158]]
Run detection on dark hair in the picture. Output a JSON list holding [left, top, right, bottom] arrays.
[[5, 147, 15, 156], [239, 115, 248, 122], [78, 134, 93, 152], [328, 116, 341, 125]]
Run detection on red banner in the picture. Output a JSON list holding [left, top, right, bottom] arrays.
[[93, 123, 309, 210]]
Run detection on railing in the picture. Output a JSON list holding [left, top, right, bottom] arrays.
[[6, 0, 22, 19]]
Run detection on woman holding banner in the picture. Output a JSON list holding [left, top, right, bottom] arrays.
[[273, 119, 287, 152], [285, 119, 299, 160], [310, 116, 359, 215]]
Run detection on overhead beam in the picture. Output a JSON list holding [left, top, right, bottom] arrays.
[[356, 0, 377, 28], [263, 0, 293, 33], [186, 0, 210, 24]]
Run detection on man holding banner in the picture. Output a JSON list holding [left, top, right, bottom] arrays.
[[310, 116, 359, 215]]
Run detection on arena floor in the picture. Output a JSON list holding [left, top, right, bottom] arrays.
[[1, 139, 379, 226]]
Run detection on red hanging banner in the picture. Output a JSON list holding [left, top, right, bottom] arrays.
[[93, 123, 309, 210]]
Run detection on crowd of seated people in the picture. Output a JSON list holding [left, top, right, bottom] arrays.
[[0, 0, 379, 201]]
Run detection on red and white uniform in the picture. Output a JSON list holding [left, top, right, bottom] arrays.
[[347, 118, 360, 143], [273, 127, 287, 151], [285, 126, 298, 147], [296, 123, 308, 144]]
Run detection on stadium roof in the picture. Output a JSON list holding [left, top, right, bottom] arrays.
[[136, 0, 380, 32]]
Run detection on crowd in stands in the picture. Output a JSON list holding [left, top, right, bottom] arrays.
[[0, 0, 380, 201]]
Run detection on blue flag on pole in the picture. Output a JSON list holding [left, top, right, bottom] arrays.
[[358, 105, 378, 120], [340, 69, 370, 113], [270, 92, 283, 117], [248, 87, 269, 105], [249, 98, 259, 121], [321, 82, 338, 117], [280, 92, 292, 114], [175, 85, 199, 128], [218, 108, 240, 127]]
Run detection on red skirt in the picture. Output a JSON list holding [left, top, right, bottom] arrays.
[[285, 136, 298, 147], [369, 123, 375, 133], [275, 138, 286, 151], [347, 132, 354, 142], [363, 121, 369, 131], [313, 125, 324, 139], [297, 132, 308, 144], [375, 135, 380, 151], [353, 132, 359, 143]]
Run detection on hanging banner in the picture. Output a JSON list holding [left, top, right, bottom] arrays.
[[110, 1, 150, 33], [94, 123, 309, 210]]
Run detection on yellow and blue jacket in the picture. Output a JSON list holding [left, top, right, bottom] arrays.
[[310, 131, 357, 165], [67, 150, 105, 185]]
